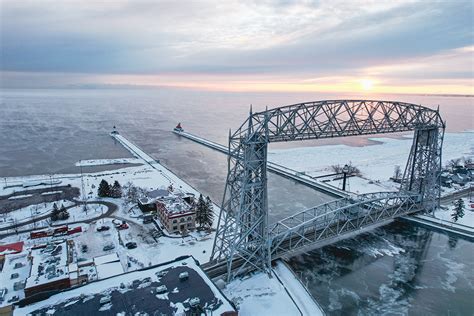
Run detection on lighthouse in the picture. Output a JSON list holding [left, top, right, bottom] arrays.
[[174, 123, 183, 132]]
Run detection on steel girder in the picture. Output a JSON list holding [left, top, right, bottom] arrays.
[[269, 192, 420, 258], [401, 128, 444, 212], [211, 100, 445, 281]]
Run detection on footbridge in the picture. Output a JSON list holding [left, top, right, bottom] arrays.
[[207, 100, 444, 281]]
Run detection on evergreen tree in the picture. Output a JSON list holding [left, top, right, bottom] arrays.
[[98, 179, 110, 197], [204, 196, 214, 228], [195, 194, 206, 228], [111, 181, 122, 198], [51, 203, 59, 221], [59, 204, 70, 220], [451, 199, 465, 222]]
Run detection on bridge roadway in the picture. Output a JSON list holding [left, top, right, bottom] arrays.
[[202, 204, 412, 279], [173, 129, 346, 198]]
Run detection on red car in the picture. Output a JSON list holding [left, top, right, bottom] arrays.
[[117, 223, 129, 230]]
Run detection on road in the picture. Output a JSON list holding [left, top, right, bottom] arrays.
[[0, 200, 118, 238], [440, 186, 473, 204]]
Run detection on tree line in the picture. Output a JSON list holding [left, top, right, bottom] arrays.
[[98, 180, 122, 198], [195, 194, 214, 229]]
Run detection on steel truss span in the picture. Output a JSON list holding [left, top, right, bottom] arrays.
[[210, 100, 445, 281]]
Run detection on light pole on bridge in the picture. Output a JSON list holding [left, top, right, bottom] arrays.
[[342, 164, 350, 191]]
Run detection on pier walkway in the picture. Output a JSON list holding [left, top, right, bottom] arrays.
[[173, 130, 347, 198]]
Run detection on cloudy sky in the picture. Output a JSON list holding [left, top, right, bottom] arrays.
[[1, 0, 473, 94]]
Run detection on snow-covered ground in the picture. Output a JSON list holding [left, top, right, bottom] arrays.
[[0, 201, 74, 228], [269, 131, 474, 195], [436, 197, 474, 227], [75, 158, 143, 167], [224, 271, 302, 316], [273, 261, 324, 316], [53, 204, 106, 225]]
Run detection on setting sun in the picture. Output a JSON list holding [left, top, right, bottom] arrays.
[[360, 79, 374, 91]]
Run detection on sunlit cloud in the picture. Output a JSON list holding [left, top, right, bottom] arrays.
[[0, 0, 472, 94]]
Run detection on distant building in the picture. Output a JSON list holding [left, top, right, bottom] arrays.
[[452, 173, 470, 186], [156, 193, 196, 234], [440, 172, 453, 188]]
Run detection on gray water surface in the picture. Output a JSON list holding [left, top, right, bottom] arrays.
[[1, 88, 473, 314]]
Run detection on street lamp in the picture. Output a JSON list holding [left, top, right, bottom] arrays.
[[342, 164, 350, 191]]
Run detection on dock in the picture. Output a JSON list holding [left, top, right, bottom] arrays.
[[173, 129, 348, 198]]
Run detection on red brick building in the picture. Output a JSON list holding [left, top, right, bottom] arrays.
[[156, 194, 196, 234]]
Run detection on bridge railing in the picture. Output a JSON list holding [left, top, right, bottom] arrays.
[[269, 192, 420, 258]]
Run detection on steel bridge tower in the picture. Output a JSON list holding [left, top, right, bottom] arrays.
[[211, 100, 445, 281]]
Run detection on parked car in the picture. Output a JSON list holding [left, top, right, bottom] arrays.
[[81, 244, 88, 253], [97, 226, 110, 232], [0, 288, 7, 302], [125, 242, 137, 249], [116, 223, 129, 230], [103, 244, 115, 251]]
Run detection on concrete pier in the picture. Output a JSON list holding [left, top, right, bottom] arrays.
[[173, 129, 348, 198]]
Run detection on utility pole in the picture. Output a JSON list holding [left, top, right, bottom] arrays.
[[80, 161, 87, 215]]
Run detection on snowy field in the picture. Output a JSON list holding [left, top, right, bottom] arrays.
[[269, 131, 474, 194], [0, 201, 74, 228], [53, 204, 106, 225], [75, 158, 143, 167]]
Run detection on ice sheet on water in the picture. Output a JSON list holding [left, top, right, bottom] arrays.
[[437, 250, 466, 292]]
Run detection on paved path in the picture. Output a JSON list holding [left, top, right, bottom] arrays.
[[440, 186, 473, 204], [0, 200, 119, 239]]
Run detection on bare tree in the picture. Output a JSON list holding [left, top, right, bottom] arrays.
[[123, 182, 140, 206], [393, 165, 402, 180], [332, 163, 360, 176], [447, 158, 462, 170]]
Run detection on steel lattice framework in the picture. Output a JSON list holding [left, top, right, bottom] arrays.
[[211, 100, 445, 281]]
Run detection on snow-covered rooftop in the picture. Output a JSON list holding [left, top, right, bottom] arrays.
[[0, 251, 31, 307], [157, 195, 195, 217], [93, 253, 119, 266], [15, 256, 236, 315], [26, 241, 69, 289], [96, 261, 124, 280]]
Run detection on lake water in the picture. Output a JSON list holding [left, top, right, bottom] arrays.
[[1, 88, 473, 314]]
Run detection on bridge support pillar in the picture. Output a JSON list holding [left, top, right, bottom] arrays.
[[402, 127, 444, 212], [211, 130, 271, 281]]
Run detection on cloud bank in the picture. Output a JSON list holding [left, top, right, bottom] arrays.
[[1, 0, 472, 93]]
